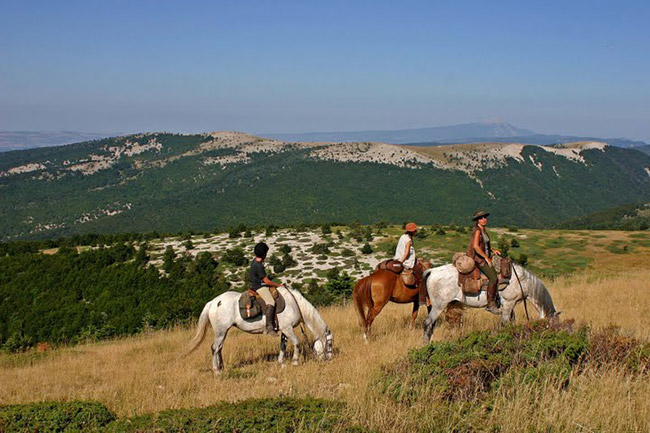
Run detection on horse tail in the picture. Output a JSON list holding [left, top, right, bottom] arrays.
[[183, 301, 211, 357], [353, 275, 373, 328]]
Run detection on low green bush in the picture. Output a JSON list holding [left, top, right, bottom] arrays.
[[0, 398, 367, 432], [107, 398, 362, 432], [379, 321, 650, 405], [0, 401, 116, 432]]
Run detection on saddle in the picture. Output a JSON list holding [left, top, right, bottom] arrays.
[[375, 259, 403, 274], [375, 259, 420, 287], [238, 291, 286, 321], [454, 254, 512, 295]]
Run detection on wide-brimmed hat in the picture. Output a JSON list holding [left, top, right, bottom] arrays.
[[405, 222, 418, 232], [472, 210, 490, 221]]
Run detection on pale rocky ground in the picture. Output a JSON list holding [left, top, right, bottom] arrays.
[[146, 226, 440, 288], [0, 130, 610, 179]]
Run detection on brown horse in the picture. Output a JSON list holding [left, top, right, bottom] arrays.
[[353, 260, 431, 341]]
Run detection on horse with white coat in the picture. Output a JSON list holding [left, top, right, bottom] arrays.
[[422, 263, 559, 343], [185, 286, 333, 373]]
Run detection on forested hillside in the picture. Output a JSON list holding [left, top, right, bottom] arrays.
[[1, 132, 649, 240]]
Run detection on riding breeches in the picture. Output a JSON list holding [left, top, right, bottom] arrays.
[[256, 286, 276, 307], [478, 263, 498, 300]]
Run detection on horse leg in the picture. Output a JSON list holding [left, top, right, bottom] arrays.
[[282, 327, 301, 366], [500, 301, 516, 325], [278, 333, 287, 365], [422, 306, 444, 344], [364, 300, 388, 342], [211, 328, 228, 374], [410, 301, 419, 329]]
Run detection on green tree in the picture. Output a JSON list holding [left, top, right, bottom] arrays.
[[222, 247, 248, 266]]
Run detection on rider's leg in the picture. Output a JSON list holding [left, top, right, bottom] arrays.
[[478, 263, 500, 314], [257, 286, 278, 336]]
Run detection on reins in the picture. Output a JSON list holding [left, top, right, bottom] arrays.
[[512, 264, 530, 321]]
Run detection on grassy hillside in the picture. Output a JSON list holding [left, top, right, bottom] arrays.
[[559, 202, 650, 230], [2, 225, 649, 351], [1, 266, 649, 432], [1, 133, 650, 239]]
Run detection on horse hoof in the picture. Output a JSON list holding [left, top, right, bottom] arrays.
[[291, 360, 299, 366]]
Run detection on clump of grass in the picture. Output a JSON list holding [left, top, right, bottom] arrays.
[[0, 399, 366, 433], [0, 401, 116, 432], [379, 320, 649, 405]]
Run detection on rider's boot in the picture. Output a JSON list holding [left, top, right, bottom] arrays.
[[263, 305, 278, 336], [486, 281, 501, 315]]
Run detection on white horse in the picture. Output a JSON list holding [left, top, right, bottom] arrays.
[[185, 286, 333, 373], [422, 263, 559, 343]]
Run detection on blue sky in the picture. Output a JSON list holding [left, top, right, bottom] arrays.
[[1, 0, 649, 140]]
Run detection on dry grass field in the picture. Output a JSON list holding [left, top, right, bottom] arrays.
[[2, 264, 650, 431], [1, 230, 649, 431]]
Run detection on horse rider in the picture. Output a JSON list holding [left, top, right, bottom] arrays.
[[394, 222, 426, 302], [249, 242, 281, 336], [467, 210, 501, 315]]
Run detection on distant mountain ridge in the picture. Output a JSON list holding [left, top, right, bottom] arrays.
[[407, 134, 648, 148], [1, 131, 649, 240], [3, 122, 646, 152], [261, 121, 535, 144], [262, 121, 647, 148], [0, 130, 122, 152]]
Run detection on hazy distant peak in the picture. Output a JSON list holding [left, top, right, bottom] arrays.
[[261, 121, 536, 144]]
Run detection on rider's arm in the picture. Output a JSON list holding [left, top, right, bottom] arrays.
[[262, 276, 282, 288], [472, 230, 490, 262], [401, 239, 412, 263]]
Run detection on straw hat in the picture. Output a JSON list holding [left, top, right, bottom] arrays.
[[405, 222, 417, 233], [471, 210, 490, 221]]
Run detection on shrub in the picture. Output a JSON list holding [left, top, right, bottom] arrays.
[[510, 238, 520, 248], [378, 321, 650, 408], [497, 236, 510, 257], [222, 247, 248, 266], [106, 398, 363, 432], [311, 243, 330, 255], [162, 246, 176, 272], [0, 401, 116, 432], [514, 253, 528, 266], [341, 248, 355, 257], [324, 267, 354, 300], [361, 243, 373, 254]]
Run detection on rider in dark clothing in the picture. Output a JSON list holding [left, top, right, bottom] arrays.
[[249, 242, 282, 336]]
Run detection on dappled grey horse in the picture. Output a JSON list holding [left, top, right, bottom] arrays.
[[422, 263, 559, 343], [185, 286, 333, 373]]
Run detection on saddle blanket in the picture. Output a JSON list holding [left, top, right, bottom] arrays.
[[238, 291, 286, 321]]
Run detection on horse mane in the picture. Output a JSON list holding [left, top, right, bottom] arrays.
[[516, 264, 557, 317], [286, 287, 329, 340]]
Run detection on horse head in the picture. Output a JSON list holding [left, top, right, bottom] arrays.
[[313, 328, 333, 361]]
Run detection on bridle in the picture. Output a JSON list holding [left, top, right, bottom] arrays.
[[323, 328, 333, 359]]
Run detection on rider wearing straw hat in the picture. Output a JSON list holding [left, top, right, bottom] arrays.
[[467, 210, 501, 315]]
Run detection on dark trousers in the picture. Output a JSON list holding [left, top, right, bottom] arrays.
[[478, 263, 498, 301]]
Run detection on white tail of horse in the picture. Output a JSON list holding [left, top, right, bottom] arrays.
[[184, 301, 212, 356]]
